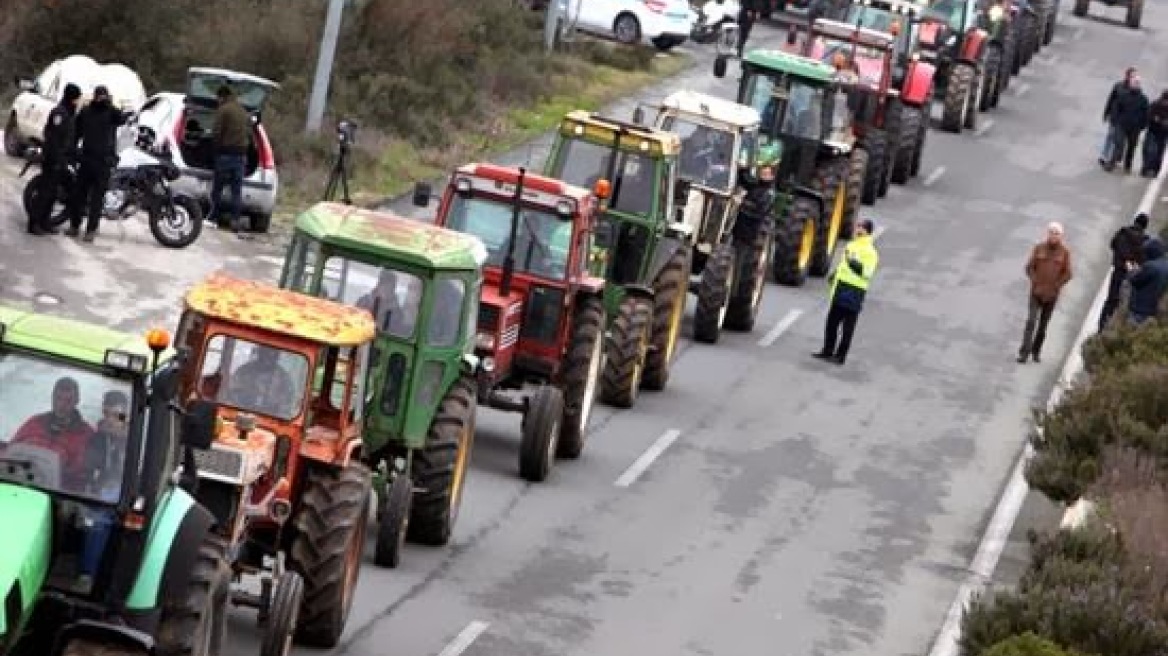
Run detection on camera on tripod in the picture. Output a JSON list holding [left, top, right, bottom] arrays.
[[336, 119, 357, 148]]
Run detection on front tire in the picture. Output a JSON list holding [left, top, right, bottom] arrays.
[[408, 377, 476, 545], [693, 241, 736, 343], [614, 12, 641, 44], [600, 295, 652, 408], [150, 195, 204, 248], [891, 107, 922, 184], [861, 130, 888, 203], [558, 295, 605, 459], [725, 221, 772, 331], [941, 64, 974, 132], [519, 385, 564, 482], [772, 196, 819, 286], [642, 247, 689, 391], [373, 473, 412, 568], [5, 114, 24, 157], [260, 572, 304, 656]]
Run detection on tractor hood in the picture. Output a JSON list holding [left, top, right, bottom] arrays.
[[0, 484, 52, 640]]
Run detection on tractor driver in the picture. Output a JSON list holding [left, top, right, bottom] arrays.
[[682, 127, 734, 189], [224, 347, 299, 418], [6, 376, 95, 492]]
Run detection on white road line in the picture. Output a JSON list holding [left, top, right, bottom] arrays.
[[974, 119, 995, 137], [925, 159, 1168, 656], [758, 308, 805, 347], [1014, 82, 1031, 97], [614, 429, 682, 487], [924, 166, 947, 187], [436, 621, 490, 656]]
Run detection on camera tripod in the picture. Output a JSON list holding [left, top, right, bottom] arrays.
[[324, 140, 352, 205]]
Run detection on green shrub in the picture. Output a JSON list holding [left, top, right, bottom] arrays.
[[1026, 527, 1126, 573], [1082, 321, 1168, 376], [980, 632, 1090, 656]]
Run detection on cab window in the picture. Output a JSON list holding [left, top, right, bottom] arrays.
[[428, 276, 467, 348]]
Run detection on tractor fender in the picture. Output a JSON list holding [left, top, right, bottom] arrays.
[[792, 185, 825, 217], [341, 438, 364, 467], [125, 487, 215, 613], [959, 28, 990, 62], [901, 60, 936, 107], [574, 274, 606, 295], [51, 620, 156, 656]]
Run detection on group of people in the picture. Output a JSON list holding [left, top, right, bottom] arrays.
[[1099, 67, 1168, 177]]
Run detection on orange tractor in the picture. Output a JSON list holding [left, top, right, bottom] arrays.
[[174, 273, 377, 654]]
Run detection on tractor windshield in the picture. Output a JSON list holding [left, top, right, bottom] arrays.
[[663, 116, 736, 192], [196, 336, 310, 421], [444, 195, 572, 280], [923, 0, 967, 31], [843, 6, 916, 55], [810, 37, 887, 88], [743, 71, 826, 141], [0, 352, 134, 504], [550, 137, 657, 217], [321, 258, 429, 341]]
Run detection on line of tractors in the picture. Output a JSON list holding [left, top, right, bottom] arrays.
[[0, 0, 1067, 654]]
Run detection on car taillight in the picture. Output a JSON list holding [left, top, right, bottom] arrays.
[[256, 127, 275, 170], [643, 0, 668, 12], [173, 109, 186, 146]]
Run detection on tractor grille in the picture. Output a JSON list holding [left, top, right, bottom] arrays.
[[193, 446, 245, 483], [478, 305, 500, 331]]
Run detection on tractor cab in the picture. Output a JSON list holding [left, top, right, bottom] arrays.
[[799, 19, 898, 126], [843, 0, 929, 76], [0, 306, 224, 656]]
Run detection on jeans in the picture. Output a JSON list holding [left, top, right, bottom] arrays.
[[822, 302, 860, 361], [79, 508, 115, 579], [1019, 293, 1056, 358], [1098, 266, 1127, 332], [1108, 127, 1142, 171], [1101, 124, 1119, 162], [209, 153, 246, 229]]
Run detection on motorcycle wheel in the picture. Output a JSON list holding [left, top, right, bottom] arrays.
[[23, 173, 71, 228], [149, 194, 203, 248]]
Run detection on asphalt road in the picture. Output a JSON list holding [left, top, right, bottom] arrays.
[[0, 5, 1165, 655]]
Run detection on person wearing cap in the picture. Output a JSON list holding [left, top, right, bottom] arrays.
[[7, 377, 96, 487], [28, 82, 82, 235], [84, 389, 131, 500], [1018, 222, 1072, 363], [814, 218, 879, 365], [1098, 212, 1150, 332], [68, 84, 132, 242], [1125, 236, 1168, 325]]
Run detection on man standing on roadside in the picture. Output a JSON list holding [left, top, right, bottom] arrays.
[[1141, 90, 1168, 177], [68, 85, 131, 242], [1102, 69, 1150, 174], [1125, 237, 1168, 325], [28, 83, 81, 236], [1097, 212, 1149, 332], [1018, 222, 1072, 363], [208, 84, 251, 235], [813, 218, 879, 366]]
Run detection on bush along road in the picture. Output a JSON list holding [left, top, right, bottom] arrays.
[[0, 5, 1166, 656]]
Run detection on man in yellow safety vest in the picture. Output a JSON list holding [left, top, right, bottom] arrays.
[[813, 219, 879, 365]]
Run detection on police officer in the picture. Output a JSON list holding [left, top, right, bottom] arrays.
[[68, 85, 131, 242], [814, 219, 879, 365], [28, 83, 82, 235]]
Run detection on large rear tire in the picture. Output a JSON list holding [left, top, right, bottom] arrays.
[[693, 241, 736, 343], [407, 376, 476, 546], [725, 221, 773, 332], [891, 107, 922, 184], [861, 131, 887, 203], [772, 197, 819, 286], [290, 465, 372, 648], [942, 64, 974, 132], [558, 295, 605, 459], [642, 248, 689, 391], [810, 160, 847, 277], [600, 295, 651, 408], [155, 535, 230, 656]]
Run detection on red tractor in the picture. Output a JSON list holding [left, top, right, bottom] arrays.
[[415, 163, 608, 483], [784, 16, 935, 202]]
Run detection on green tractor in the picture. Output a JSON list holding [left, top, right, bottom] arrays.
[[714, 48, 863, 287], [542, 111, 691, 408], [279, 201, 485, 567], [0, 307, 229, 656]]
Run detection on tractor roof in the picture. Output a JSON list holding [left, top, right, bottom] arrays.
[[743, 49, 837, 83], [853, 0, 929, 14], [562, 109, 682, 155], [657, 90, 761, 129], [184, 273, 375, 347], [293, 202, 487, 272], [455, 162, 593, 203], [813, 17, 898, 48], [0, 304, 175, 369]]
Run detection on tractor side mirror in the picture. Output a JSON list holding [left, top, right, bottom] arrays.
[[181, 400, 219, 450], [412, 181, 432, 208], [632, 107, 645, 125]]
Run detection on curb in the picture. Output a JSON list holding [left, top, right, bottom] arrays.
[[924, 161, 1168, 656]]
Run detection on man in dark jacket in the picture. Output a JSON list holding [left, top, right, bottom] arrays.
[[737, 0, 760, 57], [28, 83, 82, 235], [1102, 70, 1150, 173], [1126, 237, 1168, 325], [1142, 90, 1168, 177], [68, 85, 131, 242], [1097, 212, 1149, 332], [209, 85, 252, 233], [814, 218, 879, 365]]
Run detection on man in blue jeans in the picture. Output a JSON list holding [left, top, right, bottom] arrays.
[[209, 85, 251, 234]]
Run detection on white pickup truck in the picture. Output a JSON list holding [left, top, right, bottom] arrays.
[[4, 54, 146, 158]]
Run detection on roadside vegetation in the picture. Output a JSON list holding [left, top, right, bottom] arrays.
[[958, 220, 1168, 656], [0, 0, 690, 219]]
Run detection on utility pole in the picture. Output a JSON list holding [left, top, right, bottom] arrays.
[[305, 0, 345, 134]]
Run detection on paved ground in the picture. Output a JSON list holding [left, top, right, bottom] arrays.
[[1, 4, 1165, 655]]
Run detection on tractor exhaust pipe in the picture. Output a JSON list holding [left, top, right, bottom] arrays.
[[500, 168, 526, 297]]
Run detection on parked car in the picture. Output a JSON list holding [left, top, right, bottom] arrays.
[[5, 54, 146, 158], [119, 67, 280, 232], [565, 0, 695, 50]]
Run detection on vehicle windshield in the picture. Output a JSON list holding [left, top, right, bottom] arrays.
[[743, 71, 825, 140], [843, 6, 915, 54], [0, 353, 134, 504], [663, 116, 736, 192], [923, 0, 966, 31], [319, 257, 437, 343], [444, 195, 572, 279], [813, 37, 887, 87], [550, 137, 657, 216], [196, 336, 309, 421]]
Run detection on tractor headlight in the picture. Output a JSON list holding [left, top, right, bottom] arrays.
[[104, 349, 149, 373]]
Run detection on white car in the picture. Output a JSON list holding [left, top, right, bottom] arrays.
[[5, 54, 146, 158], [118, 68, 281, 232], [565, 0, 695, 50]]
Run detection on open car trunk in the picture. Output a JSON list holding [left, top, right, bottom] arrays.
[[177, 67, 279, 177]]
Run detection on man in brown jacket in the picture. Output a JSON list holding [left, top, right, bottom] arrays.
[[209, 84, 251, 233], [1018, 222, 1073, 363]]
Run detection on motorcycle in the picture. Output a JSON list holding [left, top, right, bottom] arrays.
[[692, 0, 740, 45], [21, 126, 203, 248]]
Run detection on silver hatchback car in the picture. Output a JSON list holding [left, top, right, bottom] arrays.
[[119, 67, 280, 232]]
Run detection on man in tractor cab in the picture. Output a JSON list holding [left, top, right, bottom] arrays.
[[682, 127, 735, 189], [734, 146, 779, 241], [8, 376, 95, 490], [224, 348, 298, 418]]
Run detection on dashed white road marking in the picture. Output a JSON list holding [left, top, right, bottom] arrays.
[[758, 308, 805, 347], [974, 119, 995, 137], [615, 429, 683, 487], [924, 166, 947, 187], [436, 621, 490, 656]]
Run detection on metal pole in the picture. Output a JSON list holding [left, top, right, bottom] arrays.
[[305, 0, 345, 134]]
